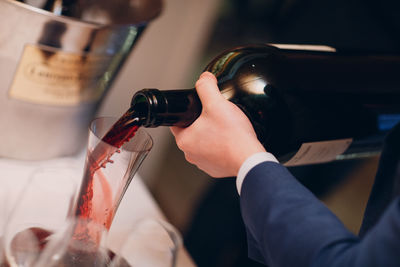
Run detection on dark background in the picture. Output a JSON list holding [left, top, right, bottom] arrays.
[[182, 0, 400, 266]]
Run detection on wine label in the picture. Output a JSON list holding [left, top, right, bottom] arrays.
[[284, 138, 353, 166], [8, 44, 114, 106]]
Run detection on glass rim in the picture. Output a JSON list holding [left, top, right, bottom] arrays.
[[89, 116, 153, 153]]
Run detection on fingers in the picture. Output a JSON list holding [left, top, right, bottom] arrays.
[[195, 72, 224, 106]]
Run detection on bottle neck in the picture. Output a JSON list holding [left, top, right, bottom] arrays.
[[131, 88, 201, 127]]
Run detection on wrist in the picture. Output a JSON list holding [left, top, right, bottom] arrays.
[[232, 142, 266, 175], [236, 151, 279, 195]]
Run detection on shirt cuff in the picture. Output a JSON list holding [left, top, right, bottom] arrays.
[[236, 152, 279, 195]]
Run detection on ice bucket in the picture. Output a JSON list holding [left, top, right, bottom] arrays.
[[0, 0, 162, 160]]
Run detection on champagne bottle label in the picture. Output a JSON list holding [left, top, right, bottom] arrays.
[[8, 44, 115, 106], [284, 138, 353, 166]]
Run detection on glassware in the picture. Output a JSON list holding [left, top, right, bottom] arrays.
[[4, 115, 153, 266], [3, 168, 78, 267], [74, 117, 153, 234], [67, 116, 153, 266], [33, 218, 111, 267], [110, 218, 182, 267]]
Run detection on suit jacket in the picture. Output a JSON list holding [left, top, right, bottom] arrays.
[[240, 123, 400, 267]]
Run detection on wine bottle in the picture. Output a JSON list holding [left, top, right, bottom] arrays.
[[129, 44, 400, 166]]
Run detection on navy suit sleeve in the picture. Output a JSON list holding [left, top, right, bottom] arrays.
[[240, 161, 400, 267]]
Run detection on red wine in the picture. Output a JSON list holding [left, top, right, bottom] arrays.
[[101, 108, 142, 148], [73, 108, 142, 244]]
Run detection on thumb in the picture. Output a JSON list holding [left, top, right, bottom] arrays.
[[195, 72, 224, 107]]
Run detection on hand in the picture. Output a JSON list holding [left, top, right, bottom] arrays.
[[170, 72, 266, 178]]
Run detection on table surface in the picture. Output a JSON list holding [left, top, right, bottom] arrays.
[[0, 154, 195, 267]]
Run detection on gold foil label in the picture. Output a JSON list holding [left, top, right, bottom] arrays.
[[9, 44, 113, 106]]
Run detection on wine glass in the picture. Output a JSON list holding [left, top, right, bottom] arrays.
[[75, 117, 153, 231], [110, 218, 182, 267], [3, 167, 78, 267]]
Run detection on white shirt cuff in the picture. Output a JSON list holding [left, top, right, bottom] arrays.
[[236, 152, 279, 195]]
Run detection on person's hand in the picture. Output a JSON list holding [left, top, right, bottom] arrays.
[[170, 72, 266, 178]]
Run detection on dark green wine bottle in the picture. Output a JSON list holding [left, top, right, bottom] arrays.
[[130, 44, 400, 165]]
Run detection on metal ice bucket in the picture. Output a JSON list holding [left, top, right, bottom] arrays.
[[0, 0, 162, 160]]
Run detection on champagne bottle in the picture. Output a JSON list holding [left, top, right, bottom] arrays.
[[129, 44, 400, 166]]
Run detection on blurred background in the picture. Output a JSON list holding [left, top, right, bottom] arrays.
[[97, 0, 400, 266]]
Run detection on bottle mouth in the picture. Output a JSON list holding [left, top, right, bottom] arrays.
[[131, 89, 165, 127]]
